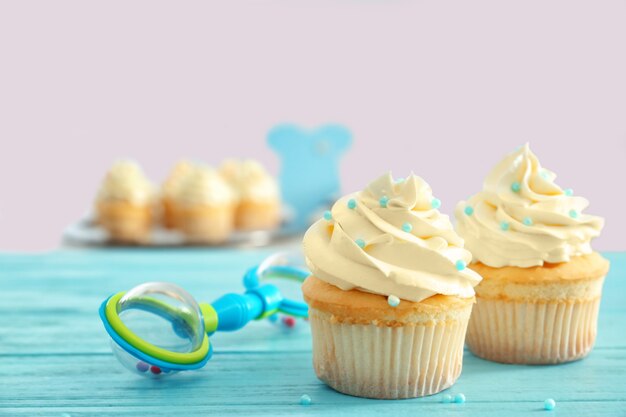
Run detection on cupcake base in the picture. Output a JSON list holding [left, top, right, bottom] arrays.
[[309, 307, 470, 399], [467, 297, 601, 364], [96, 201, 152, 243], [466, 253, 609, 365], [303, 276, 474, 399], [177, 204, 235, 244], [235, 200, 280, 231]]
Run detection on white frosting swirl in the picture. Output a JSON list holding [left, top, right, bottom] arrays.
[[303, 173, 482, 302], [97, 160, 155, 205], [219, 159, 279, 202], [455, 144, 604, 268], [162, 160, 195, 198], [177, 166, 236, 207]]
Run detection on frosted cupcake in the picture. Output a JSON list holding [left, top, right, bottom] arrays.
[[95, 160, 156, 243], [161, 160, 195, 229], [455, 144, 609, 364], [176, 166, 236, 244], [219, 159, 281, 230], [302, 173, 482, 399]]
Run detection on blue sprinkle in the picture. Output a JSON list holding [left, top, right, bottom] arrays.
[[464, 206, 474, 216], [379, 196, 389, 208], [500, 221, 510, 231], [564, 188, 574, 196], [442, 394, 453, 403], [395, 177, 405, 183], [456, 260, 466, 271], [347, 199, 357, 209], [323, 210, 332, 221], [544, 398, 556, 411], [355, 238, 366, 248], [268, 314, 278, 323], [431, 198, 442, 209], [569, 209, 579, 219], [387, 295, 400, 307], [402, 222, 413, 233], [511, 181, 521, 193], [300, 394, 312, 406], [523, 217, 533, 226], [454, 393, 466, 404]]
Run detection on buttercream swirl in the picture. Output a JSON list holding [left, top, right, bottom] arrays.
[[455, 144, 604, 268], [96, 160, 155, 205], [177, 166, 236, 207], [303, 173, 482, 302], [219, 159, 279, 202], [162, 160, 195, 198]]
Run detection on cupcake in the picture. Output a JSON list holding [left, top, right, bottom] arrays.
[[302, 173, 482, 399], [455, 144, 609, 364], [176, 166, 236, 244], [95, 160, 156, 243], [219, 159, 281, 231], [161, 160, 195, 229]]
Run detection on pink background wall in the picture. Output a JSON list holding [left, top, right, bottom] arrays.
[[1, 0, 625, 251]]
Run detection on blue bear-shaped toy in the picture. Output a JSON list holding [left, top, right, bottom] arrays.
[[268, 124, 352, 230]]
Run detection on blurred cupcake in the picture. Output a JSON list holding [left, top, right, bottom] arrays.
[[455, 144, 609, 364], [302, 173, 482, 399], [95, 160, 156, 243], [161, 160, 195, 229], [176, 166, 236, 244], [219, 159, 281, 231]]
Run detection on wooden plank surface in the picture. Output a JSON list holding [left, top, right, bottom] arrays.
[[1, 249, 625, 417]]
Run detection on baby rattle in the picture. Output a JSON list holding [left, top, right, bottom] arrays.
[[99, 253, 309, 378]]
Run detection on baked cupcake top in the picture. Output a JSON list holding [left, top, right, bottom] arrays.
[[177, 166, 236, 207], [455, 144, 604, 268], [303, 173, 482, 302], [162, 160, 195, 199], [96, 160, 155, 205], [219, 159, 279, 202]]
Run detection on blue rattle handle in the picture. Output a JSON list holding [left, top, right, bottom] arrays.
[[201, 284, 283, 333]]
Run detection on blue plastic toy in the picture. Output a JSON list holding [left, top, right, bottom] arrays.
[[99, 253, 309, 378], [268, 124, 352, 229]]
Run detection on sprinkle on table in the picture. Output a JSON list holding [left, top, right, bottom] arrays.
[[454, 393, 466, 404], [300, 394, 312, 406], [544, 398, 556, 411]]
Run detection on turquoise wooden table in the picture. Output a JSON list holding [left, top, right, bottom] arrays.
[[1, 249, 625, 416]]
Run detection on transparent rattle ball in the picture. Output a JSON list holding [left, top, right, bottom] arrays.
[[109, 282, 205, 378]]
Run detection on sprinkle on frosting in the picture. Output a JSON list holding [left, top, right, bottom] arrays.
[[379, 196, 389, 208], [431, 198, 442, 209], [303, 172, 482, 302], [402, 222, 413, 233], [347, 199, 357, 209], [323, 210, 332, 221], [455, 143, 604, 268], [96, 160, 155, 205], [464, 206, 474, 216], [387, 295, 400, 307], [355, 238, 366, 248]]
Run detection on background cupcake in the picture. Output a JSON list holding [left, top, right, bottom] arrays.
[[95, 160, 156, 243], [219, 159, 281, 231], [161, 160, 195, 229], [455, 143, 609, 364], [302, 173, 481, 399], [175, 166, 236, 244]]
